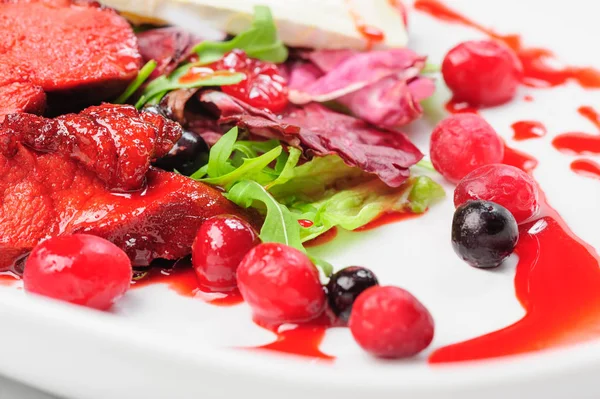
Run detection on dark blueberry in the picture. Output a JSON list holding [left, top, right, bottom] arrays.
[[452, 200, 519, 269], [143, 104, 173, 120], [153, 130, 209, 176], [327, 266, 379, 323]]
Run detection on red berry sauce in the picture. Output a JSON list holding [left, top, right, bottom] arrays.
[[430, 114, 504, 182], [430, 145, 600, 363], [212, 50, 289, 113], [511, 120, 547, 141], [23, 235, 132, 310], [553, 106, 600, 155], [252, 311, 337, 361], [354, 211, 422, 232], [570, 159, 600, 180]]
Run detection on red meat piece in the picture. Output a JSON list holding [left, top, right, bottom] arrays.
[[1, 104, 182, 192], [0, 0, 142, 116], [0, 106, 251, 269]]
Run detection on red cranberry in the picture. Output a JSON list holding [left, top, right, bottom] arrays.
[[430, 114, 504, 183], [236, 243, 326, 323], [213, 50, 289, 113], [454, 164, 539, 223], [23, 235, 132, 310], [349, 286, 434, 358], [192, 215, 260, 291], [442, 40, 523, 106]]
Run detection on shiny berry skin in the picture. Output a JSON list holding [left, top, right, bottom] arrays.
[[452, 200, 519, 269], [236, 243, 326, 323], [454, 164, 539, 223], [213, 49, 289, 113], [327, 266, 379, 323], [430, 114, 504, 183], [192, 215, 260, 290], [442, 40, 523, 106], [153, 130, 209, 176], [144, 104, 172, 120], [349, 286, 434, 359], [23, 235, 132, 310]]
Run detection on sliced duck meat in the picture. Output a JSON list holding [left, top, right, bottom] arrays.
[[0, 104, 181, 192], [0, 0, 142, 115], [0, 106, 252, 269]]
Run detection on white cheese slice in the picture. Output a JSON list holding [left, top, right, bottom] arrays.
[[103, 0, 408, 50]]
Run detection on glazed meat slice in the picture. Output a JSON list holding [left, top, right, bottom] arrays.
[[0, 0, 141, 116], [0, 106, 249, 268], [1, 104, 181, 192]]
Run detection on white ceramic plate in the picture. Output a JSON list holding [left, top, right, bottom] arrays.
[[1, 1, 599, 398]]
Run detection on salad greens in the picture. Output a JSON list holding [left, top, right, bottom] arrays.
[[192, 6, 288, 64], [134, 6, 288, 109], [135, 66, 245, 109], [116, 60, 157, 104], [192, 128, 445, 273]]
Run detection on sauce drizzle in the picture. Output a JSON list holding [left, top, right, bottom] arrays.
[[445, 98, 479, 114], [414, 0, 600, 89], [429, 146, 600, 363], [511, 120, 547, 141], [553, 106, 600, 155], [133, 265, 243, 307], [346, 1, 386, 48], [252, 313, 336, 361], [570, 159, 600, 180]]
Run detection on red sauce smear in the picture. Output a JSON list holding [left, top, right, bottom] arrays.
[[502, 143, 539, 173], [305, 227, 338, 248], [0, 271, 19, 286], [252, 312, 337, 361], [414, 0, 600, 89], [298, 219, 314, 228], [346, 1, 385, 48], [511, 120, 547, 141], [429, 146, 600, 363], [445, 98, 479, 114], [523, 95, 534, 102], [355, 211, 422, 232], [133, 265, 243, 307], [571, 159, 600, 180], [553, 106, 600, 155]]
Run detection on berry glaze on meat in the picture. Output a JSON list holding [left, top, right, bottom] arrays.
[[0, 104, 250, 268]]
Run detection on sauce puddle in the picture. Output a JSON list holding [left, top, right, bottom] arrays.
[[133, 264, 243, 307], [511, 120, 547, 141], [429, 146, 600, 363], [414, 0, 600, 88], [0, 271, 20, 286], [305, 227, 339, 248], [445, 98, 479, 114], [251, 313, 338, 361]]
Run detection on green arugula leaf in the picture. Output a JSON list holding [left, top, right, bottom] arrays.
[[116, 60, 157, 104], [135, 66, 245, 109], [192, 6, 288, 64], [190, 132, 445, 276], [289, 176, 445, 242], [227, 180, 303, 250]]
